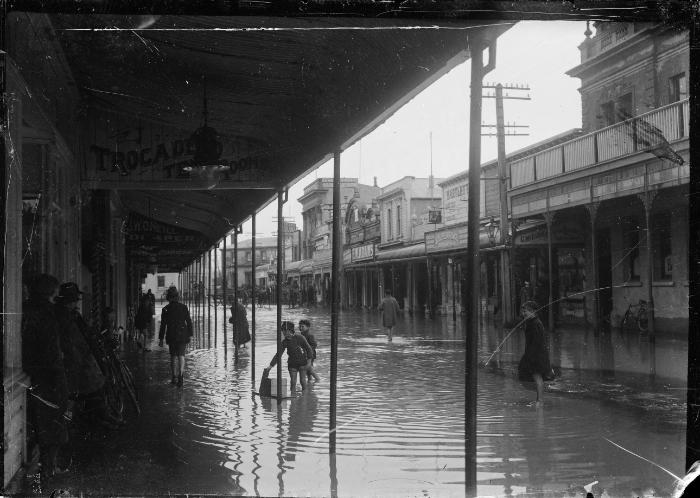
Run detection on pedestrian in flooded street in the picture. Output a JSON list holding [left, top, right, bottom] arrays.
[[22, 274, 71, 479], [229, 298, 251, 355], [299, 319, 320, 383], [517, 300, 552, 407], [379, 289, 400, 341], [264, 321, 314, 392], [158, 286, 193, 387]]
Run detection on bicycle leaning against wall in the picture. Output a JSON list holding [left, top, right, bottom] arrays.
[[99, 330, 141, 420], [621, 299, 649, 332]]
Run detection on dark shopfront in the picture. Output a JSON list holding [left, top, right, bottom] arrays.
[[512, 219, 587, 325], [375, 244, 429, 314]]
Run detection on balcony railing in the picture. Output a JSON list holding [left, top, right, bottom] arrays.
[[510, 99, 688, 189]]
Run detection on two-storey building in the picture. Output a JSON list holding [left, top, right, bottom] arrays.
[[372, 176, 443, 313], [298, 178, 380, 306], [506, 22, 689, 333]]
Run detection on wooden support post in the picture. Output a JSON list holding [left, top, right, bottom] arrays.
[[234, 226, 239, 356], [214, 242, 219, 349], [465, 31, 494, 497], [276, 190, 284, 402], [223, 236, 227, 353], [330, 149, 341, 453], [252, 213, 257, 389]]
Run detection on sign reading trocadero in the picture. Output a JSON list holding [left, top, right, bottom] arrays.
[[82, 113, 277, 189]]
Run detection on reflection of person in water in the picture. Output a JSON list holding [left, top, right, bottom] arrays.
[[284, 390, 319, 462], [518, 402, 551, 496]]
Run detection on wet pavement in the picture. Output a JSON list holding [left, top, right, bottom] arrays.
[[17, 304, 687, 497]]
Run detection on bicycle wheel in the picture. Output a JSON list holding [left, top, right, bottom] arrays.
[[638, 309, 649, 332], [118, 360, 140, 416], [103, 374, 124, 421]]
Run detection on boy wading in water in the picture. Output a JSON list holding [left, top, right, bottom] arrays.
[[158, 286, 193, 387], [264, 321, 314, 393], [299, 319, 320, 383]]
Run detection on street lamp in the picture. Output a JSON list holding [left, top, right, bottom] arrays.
[[486, 216, 498, 246]]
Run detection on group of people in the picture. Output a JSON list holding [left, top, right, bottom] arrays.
[[22, 275, 123, 479], [264, 319, 320, 393]]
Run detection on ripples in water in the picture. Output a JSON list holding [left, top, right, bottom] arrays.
[[103, 304, 685, 497]]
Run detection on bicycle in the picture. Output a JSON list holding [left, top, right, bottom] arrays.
[[100, 330, 141, 419], [621, 299, 648, 332]]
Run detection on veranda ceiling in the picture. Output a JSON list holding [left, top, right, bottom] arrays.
[[43, 14, 511, 271]]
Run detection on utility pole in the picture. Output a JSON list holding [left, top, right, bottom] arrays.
[[482, 82, 530, 325]]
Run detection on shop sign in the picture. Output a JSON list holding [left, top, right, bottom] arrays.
[[425, 224, 468, 254], [125, 214, 199, 245], [515, 221, 584, 246], [84, 115, 276, 188], [351, 243, 375, 262]]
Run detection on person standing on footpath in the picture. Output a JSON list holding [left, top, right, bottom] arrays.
[[22, 274, 71, 478], [517, 300, 553, 407], [519, 281, 531, 311], [299, 319, 320, 383], [146, 289, 156, 315], [134, 294, 152, 352], [158, 286, 193, 387], [54, 283, 117, 428], [379, 289, 400, 342]]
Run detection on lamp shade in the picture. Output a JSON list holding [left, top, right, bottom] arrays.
[[191, 125, 222, 165]]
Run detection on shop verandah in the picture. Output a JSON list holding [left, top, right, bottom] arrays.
[[2, 9, 515, 491]]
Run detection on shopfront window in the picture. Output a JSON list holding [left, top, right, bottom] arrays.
[[652, 211, 672, 280], [387, 208, 392, 240]]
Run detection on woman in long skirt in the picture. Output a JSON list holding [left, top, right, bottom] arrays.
[[517, 301, 552, 407]]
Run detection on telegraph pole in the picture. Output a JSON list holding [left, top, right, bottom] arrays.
[[482, 82, 530, 325]]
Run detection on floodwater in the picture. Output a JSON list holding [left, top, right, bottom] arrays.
[[39, 303, 687, 497]]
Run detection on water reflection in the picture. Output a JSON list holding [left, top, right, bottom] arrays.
[[46, 303, 686, 496]]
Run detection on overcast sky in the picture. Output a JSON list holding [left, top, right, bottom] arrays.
[[238, 20, 589, 240]]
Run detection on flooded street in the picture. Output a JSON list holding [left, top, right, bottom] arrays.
[[42, 304, 686, 497]]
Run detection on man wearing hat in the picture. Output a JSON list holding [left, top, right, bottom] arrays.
[[55, 282, 118, 428], [22, 273, 71, 477], [158, 286, 193, 387]]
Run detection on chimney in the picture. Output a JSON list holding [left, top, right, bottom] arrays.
[[373, 176, 378, 187]]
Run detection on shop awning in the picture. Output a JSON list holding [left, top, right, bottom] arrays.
[[375, 243, 426, 264], [25, 12, 510, 272], [285, 260, 303, 273]]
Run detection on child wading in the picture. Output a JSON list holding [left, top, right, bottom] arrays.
[[517, 300, 553, 407], [299, 319, 320, 383], [264, 321, 314, 392]]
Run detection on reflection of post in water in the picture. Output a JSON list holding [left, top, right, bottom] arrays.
[[276, 399, 285, 496], [284, 391, 319, 462], [648, 336, 656, 379], [597, 327, 616, 381], [329, 451, 338, 498], [250, 394, 262, 497]]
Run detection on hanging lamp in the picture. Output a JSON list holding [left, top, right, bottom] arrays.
[[190, 78, 222, 167]]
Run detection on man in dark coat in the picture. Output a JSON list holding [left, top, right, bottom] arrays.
[[54, 282, 115, 428], [22, 274, 70, 478], [379, 289, 400, 342], [158, 286, 193, 387]]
